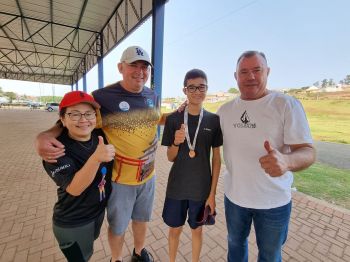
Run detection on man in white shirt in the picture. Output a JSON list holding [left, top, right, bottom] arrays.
[[217, 51, 316, 262]]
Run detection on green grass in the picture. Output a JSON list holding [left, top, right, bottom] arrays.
[[294, 163, 350, 209], [300, 99, 350, 144]]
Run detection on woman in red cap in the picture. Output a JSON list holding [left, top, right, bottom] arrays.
[[42, 91, 115, 262]]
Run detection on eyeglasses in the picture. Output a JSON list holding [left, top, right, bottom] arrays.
[[65, 111, 96, 121], [185, 84, 208, 93]]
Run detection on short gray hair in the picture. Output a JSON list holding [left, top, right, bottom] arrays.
[[236, 51, 267, 66]]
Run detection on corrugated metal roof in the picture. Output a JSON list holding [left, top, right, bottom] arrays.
[[0, 0, 153, 85]]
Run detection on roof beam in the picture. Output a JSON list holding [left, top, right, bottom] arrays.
[[0, 22, 35, 74], [0, 49, 24, 73], [15, 0, 44, 74], [63, 0, 89, 75], [50, 0, 54, 47], [0, 68, 72, 85], [0, 11, 99, 34]]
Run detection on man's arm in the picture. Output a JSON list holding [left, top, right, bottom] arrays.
[[158, 112, 170, 126], [287, 143, 316, 172], [206, 146, 221, 214], [35, 122, 65, 163], [259, 141, 316, 177], [158, 101, 188, 126]]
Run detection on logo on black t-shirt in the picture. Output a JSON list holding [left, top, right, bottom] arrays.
[[50, 164, 71, 178], [119, 101, 130, 111], [233, 110, 256, 128], [146, 98, 154, 108]]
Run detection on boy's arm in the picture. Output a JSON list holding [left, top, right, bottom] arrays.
[[166, 143, 180, 162], [206, 146, 222, 214], [166, 124, 186, 162], [35, 122, 65, 163]]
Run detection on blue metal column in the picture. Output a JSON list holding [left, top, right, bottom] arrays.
[[151, 0, 166, 98], [83, 73, 87, 92], [98, 59, 104, 89], [97, 33, 104, 89], [151, 0, 166, 136], [76, 81, 79, 91], [71, 84, 74, 91]]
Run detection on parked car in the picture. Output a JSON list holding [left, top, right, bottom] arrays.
[[45, 102, 59, 112], [28, 102, 41, 110]]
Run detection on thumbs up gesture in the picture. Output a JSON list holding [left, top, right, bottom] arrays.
[[259, 140, 288, 177], [173, 124, 186, 146], [93, 136, 116, 163]]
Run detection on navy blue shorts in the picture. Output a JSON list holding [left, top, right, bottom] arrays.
[[162, 197, 206, 229]]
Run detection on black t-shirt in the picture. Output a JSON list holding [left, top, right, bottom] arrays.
[[43, 128, 113, 227], [161, 110, 223, 201]]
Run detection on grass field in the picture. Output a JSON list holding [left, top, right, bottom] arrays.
[[300, 99, 350, 144], [294, 162, 350, 209]]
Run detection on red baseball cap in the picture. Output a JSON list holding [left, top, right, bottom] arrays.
[[59, 91, 100, 112]]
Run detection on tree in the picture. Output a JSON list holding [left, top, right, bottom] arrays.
[[228, 87, 239, 93], [313, 81, 320, 87], [3, 92, 16, 102], [328, 78, 335, 86], [343, 75, 350, 85], [321, 79, 328, 88]]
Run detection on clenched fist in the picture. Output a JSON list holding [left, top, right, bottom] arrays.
[[174, 124, 186, 146]]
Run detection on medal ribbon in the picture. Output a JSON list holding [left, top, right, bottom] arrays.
[[184, 106, 203, 153]]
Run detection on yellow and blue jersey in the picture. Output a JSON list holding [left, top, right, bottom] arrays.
[[93, 82, 160, 185]]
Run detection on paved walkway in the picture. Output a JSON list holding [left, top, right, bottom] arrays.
[[0, 109, 349, 262], [313, 141, 350, 170]]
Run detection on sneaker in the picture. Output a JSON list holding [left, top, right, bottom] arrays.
[[131, 248, 154, 262]]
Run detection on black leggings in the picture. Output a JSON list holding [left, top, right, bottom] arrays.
[[53, 211, 105, 262]]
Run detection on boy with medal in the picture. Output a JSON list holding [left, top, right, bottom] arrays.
[[161, 69, 223, 262]]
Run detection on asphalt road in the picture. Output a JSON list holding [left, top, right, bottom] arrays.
[[314, 141, 350, 170]]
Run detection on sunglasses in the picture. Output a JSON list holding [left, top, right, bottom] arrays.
[[197, 205, 216, 225]]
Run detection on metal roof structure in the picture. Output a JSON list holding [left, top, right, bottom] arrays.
[[0, 0, 158, 86]]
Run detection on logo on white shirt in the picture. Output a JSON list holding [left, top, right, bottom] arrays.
[[233, 110, 256, 128]]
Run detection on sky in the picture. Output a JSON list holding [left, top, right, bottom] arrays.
[[0, 0, 349, 98]]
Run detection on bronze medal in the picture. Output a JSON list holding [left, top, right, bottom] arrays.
[[184, 106, 203, 160], [189, 150, 196, 158]]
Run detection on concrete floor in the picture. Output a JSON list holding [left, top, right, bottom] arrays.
[[0, 109, 349, 262]]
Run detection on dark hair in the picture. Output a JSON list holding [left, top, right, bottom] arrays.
[[183, 69, 207, 87], [59, 107, 67, 117], [236, 51, 267, 66], [56, 107, 66, 128]]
